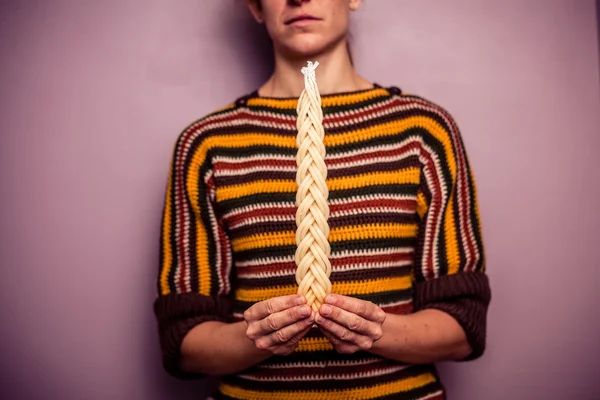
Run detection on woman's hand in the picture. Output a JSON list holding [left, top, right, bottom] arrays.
[[243, 294, 314, 356], [315, 294, 386, 354]]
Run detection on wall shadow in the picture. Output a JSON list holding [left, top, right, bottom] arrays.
[[141, 2, 274, 399]]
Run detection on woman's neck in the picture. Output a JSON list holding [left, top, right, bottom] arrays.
[[258, 40, 372, 98]]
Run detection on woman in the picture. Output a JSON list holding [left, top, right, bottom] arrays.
[[153, 0, 491, 399]]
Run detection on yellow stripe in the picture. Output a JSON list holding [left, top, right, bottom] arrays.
[[219, 372, 436, 400], [159, 173, 174, 295], [217, 179, 296, 202], [470, 169, 485, 272], [416, 191, 428, 220], [216, 168, 420, 202], [329, 168, 420, 191], [235, 275, 412, 303], [232, 223, 418, 252], [444, 195, 460, 275], [186, 152, 212, 295], [246, 88, 390, 109], [296, 336, 334, 352]]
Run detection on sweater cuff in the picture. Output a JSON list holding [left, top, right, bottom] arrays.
[[153, 293, 234, 379], [412, 272, 491, 360]]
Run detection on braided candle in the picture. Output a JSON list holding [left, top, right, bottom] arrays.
[[295, 61, 332, 313]]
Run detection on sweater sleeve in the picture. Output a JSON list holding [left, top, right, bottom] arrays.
[[410, 100, 491, 360], [153, 124, 235, 379]]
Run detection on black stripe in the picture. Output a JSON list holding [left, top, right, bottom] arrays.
[[244, 92, 392, 116], [219, 184, 418, 213], [373, 380, 444, 400], [165, 140, 179, 294], [465, 152, 485, 272], [218, 170, 295, 187], [229, 212, 418, 239], [215, 144, 295, 158], [332, 183, 419, 200], [222, 363, 435, 392], [234, 237, 417, 263], [193, 141, 220, 295], [237, 266, 413, 288]]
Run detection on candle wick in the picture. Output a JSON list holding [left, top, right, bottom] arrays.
[[301, 61, 320, 79]]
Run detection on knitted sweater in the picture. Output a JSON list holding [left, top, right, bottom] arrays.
[[153, 85, 491, 400]]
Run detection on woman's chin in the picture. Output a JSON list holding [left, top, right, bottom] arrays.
[[280, 42, 334, 61]]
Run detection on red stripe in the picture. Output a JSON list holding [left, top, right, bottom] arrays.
[[237, 251, 414, 277], [419, 144, 443, 280], [208, 173, 230, 296], [327, 141, 420, 167], [331, 198, 415, 213], [215, 158, 294, 171], [175, 159, 188, 293], [248, 360, 403, 379], [228, 205, 295, 227], [228, 199, 415, 229], [381, 302, 413, 315]]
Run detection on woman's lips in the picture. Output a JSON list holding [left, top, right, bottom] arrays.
[[285, 14, 321, 26]]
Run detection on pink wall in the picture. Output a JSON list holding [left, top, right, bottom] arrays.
[[1, 1, 599, 399]]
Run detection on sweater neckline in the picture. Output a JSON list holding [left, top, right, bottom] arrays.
[[237, 83, 401, 109], [249, 83, 383, 100]]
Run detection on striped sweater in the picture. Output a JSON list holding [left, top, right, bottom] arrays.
[[153, 85, 491, 400]]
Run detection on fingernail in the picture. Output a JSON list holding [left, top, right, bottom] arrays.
[[300, 306, 310, 316], [295, 296, 305, 306], [326, 295, 336, 305], [321, 305, 332, 316]]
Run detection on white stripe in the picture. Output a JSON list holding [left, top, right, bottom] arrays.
[[205, 170, 225, 294], [234, 248, 414, 268], [214, 148, 420, 177], [256, 357, 383, 369], [418, 140, 447, 279], [380, 298, 412, 309], [223, 193, 417, 220], [228, 206, 413, 230], [238, 364, 409, 381], [238, 259, 414, 279], [419, 390, 444, 400]]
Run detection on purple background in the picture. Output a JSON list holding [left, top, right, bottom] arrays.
[[1, 1, 599, 399]]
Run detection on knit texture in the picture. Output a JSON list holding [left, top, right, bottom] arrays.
[[153, 85, 491, 399]]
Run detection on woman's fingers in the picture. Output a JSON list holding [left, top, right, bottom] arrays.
[[318, 304, 383, 340], [247, 304, 312, 338], [324, 294, 386, 324], [255, 313, 315, 349], [269, 324, 313, 356], [315, 312, 375, 351], [244, 294, 306, 322], [319, 328, 360, 354]]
